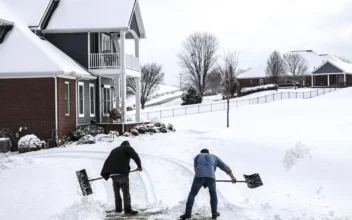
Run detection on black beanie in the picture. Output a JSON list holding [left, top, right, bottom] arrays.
[[201, 149, 209, 154]]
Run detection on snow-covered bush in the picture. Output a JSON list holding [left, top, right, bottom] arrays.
[[181, 87, 202, 105], [154, 122, 162, 128], [146, 124, 157, 133], [109, 131, 119, 138], [159, 124, 168, 133], [131, 129, 139, 136], [241, 84, 277, 96], [18, 135, 45, 153], [167, 123, 176, 132], [72, 125, 105, 141], [123, 132, 130, 137], [134, 125, 146, 134], [77, 135, 96, 145]]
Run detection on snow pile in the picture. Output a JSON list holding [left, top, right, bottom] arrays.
[[282, 142, 312, 171], [77, 135, 96, 145]]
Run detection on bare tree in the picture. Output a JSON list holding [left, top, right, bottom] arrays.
[[336, 56, 352, 63], [284, 53, 308, 90], [178, 32, 219, 97], [127, 63, 165, 109], [206, 69, 222, 94], [265, 51, 286, 86], [219, 52, 240, 128]]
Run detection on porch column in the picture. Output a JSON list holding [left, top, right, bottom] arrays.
[[135, 77, 141, 122], [327, 74, 330, 87], [135, 38, 140, 58], [115, 76, 120, 109], [120, 30, 127, 125], [344, 73, 347, 86], [311, 75, 314, 87]]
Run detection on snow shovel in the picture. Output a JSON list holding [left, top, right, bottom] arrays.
[[216, 173, 263, 189], [76, 169, 138, 196]]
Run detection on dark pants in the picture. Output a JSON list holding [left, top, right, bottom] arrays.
[[185, 177, 217, 214], [112, 175, 131, 212]]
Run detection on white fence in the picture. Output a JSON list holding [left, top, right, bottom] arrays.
[[135, 88, 341, 120]]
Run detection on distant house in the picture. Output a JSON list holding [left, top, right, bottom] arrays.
[[237, 50, 352, 88], [0, 0, 146, 145]]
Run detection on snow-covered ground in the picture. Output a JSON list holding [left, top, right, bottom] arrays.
[[1, 88, 352, 220], [126, 84, 181, 108]]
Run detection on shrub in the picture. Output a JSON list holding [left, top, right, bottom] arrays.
[[72, 125, 105, 141], [131, 129, 139, 136], [181, 87, 202, 105], [146, 124, 157, 133], [123, 132, 130, 137], [18, 135, 45, 153], [134, 125, 147, 134], [241, 84, 277, 96], [77, 135, 96, 145], [167, 123, 176, 132]]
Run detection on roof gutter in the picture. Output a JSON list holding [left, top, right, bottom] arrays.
[[41, 27, 129, 34]]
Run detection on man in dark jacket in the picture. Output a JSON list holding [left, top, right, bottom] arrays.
[[180, 149, 237, 219], [101, 141, 142, 215]]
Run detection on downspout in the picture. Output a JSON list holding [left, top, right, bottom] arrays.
[[53, 74, 58, 143]]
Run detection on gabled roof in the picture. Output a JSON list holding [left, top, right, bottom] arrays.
[[42, 0, 146, 38], [0, 2, 95, 79], [238, 50, 336, 79], [1, 0, 51, 27], [313, 57, 352, 74]]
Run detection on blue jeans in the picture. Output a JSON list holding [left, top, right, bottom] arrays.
[[185, 177, 217, 214]]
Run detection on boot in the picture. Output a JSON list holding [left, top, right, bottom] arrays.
[[212, 212, 220, 219], [180, 213, 192, 219], [125, 210, 138, 216], [115, 209, 122, 213]]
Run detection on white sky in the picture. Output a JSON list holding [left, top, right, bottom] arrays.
[[135, 0, 351, 86]]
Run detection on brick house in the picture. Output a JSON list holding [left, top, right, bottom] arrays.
[[0, 0, 146, 145], [237, 50, 352, 88]]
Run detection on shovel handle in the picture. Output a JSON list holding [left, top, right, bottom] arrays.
[[89, 169, 139, 182], [216, 180, 246, 183]]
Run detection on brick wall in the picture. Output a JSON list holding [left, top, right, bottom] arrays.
[[0, 78, 55, 140], [57, 78, 76, 138], [238, 78, 274, 88]]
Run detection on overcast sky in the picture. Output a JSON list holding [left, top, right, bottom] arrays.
[[136, 0, 351, 86]]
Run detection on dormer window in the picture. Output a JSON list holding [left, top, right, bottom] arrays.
[[0, 19, 14, 44]]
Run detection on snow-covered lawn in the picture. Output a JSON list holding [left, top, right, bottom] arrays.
[[126, 84, 181, 107], [1, 88, 352, 220]]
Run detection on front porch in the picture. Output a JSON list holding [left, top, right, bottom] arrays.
[[312, 74, 348, 87]]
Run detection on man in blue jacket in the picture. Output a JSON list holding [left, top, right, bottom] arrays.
[[180, 149, 236, 219]]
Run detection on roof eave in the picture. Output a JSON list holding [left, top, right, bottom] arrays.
[[41, 27, 129, 34]]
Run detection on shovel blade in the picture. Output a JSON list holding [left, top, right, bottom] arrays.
[[244, 173, 263, 189], [76, 169, 93, 196]]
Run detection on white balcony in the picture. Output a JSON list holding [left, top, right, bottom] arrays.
[[89, 53, 140, 72]]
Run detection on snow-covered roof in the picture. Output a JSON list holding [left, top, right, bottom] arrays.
[[315, 57, 352, 74], [0, 2, 95, 79], [1, 0, 51, 27], [42, 0, 144, 36], [238, 50, 337, 79]]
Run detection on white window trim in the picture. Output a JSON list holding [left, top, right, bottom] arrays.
[[103, 84, 111, 117], [78, 82, 84, 118], [259, 79, 264, 86], [89, 83, 95, 117], [65, 82, 70, 116]]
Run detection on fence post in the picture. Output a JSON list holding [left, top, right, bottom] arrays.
[[211, 103, 213, 112], [296, 92, 297, 99], [257, 97, 259, 104], [316, 90, 318, 96], [198, 105, 200, 113], [273, 93, 274, 101], [173, 108, 174, 117], [160, 109, 162, 118], [236, 101, 238, 108], [185, 107, 187, 115], [310, 91, 312, 98], [289, 92, 290, 99], [265, 95, 267, 103], [281, 92, 282, 100]]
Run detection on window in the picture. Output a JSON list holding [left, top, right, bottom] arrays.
[[78, 82, 84, 117], [65, 82, 70, 115], [89, 84, 95, 117], [101, 33, 111, 52], [250, 79, 253, 85], [259, 79, 264, 86], [103, 85, 111, 115]]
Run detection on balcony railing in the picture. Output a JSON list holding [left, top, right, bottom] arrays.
[[89, 53, 140, 71]]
